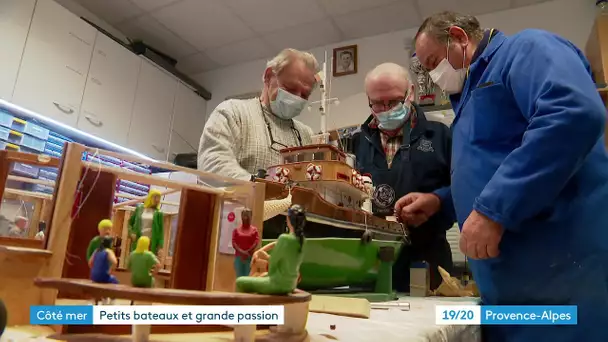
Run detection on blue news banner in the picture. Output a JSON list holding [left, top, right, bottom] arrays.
[[30, 305, 284, 325], [435, 305, 577, 325]]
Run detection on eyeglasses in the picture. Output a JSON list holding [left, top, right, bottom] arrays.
[[259, 101, 303, 152], [368, 99, 405, 113], [267, 123, 303, 152]]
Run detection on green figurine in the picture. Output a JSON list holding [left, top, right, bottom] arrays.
[[129, 189, 164, 257], [87, 219, 113, 262], [235, 204, 306, 295], [127, 236, 160, 288]]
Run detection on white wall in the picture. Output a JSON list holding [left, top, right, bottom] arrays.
[[195, 0, 596, 133]]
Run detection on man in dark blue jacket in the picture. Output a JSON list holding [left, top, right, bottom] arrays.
[[352, 63, 455, 292], [399, 11, 608, 342]]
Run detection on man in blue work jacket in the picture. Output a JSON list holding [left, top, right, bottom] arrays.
[[397, 11, 608, 342], [352, 63, 455, 292]]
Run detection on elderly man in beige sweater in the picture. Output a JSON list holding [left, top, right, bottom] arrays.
[[198, 48, 318, 181]]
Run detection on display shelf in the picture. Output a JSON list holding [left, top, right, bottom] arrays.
[[0, 100, 158, 205], [0, 99, 152, 161]]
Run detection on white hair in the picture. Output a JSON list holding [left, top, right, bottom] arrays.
[[365, 62, 412, 88], [266, 48, 319, 76]]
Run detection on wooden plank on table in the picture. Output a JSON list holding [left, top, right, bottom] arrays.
[[34, 278, 311, 305], [309, 295, 371, 319], [0, 236, 44, 249]]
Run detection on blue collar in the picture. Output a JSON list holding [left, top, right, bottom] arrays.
[[471, 29, 497, 64], [476, 29, 506, 63], [450, 30, 507, 115]]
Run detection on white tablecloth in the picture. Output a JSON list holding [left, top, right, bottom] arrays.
[[306, 297, 482, 342]]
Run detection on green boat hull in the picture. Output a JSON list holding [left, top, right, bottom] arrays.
[[262, 237, 403, 290]]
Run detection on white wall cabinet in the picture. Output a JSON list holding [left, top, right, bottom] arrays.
[[127, 60, 177, 161], [77, 33, 141, 145], [3, 0, 206, 162], [0, 0, 36, 101], [12, 0, 96, 126], [171, 82, 206, 152]]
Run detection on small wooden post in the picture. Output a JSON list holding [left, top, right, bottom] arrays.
[[410, 262, 430, 297], [233, 324, 256, 342], [119, 209, 132, 268], [251, 182, 266, 241], [276, 302, 309, 335], [0, 151, 10, 203], [42, 143, 86, 306], [131, 301, 151, 342]]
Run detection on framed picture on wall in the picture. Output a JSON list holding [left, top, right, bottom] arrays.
[[333, 45, 358, 77]]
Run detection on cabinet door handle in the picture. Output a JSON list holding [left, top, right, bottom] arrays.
[[85, 114, 103, 127], [90, 77, 102, 86], [69, 31, 91, 46], [152, 144, 165, 153], [53, 102, 74, 115]]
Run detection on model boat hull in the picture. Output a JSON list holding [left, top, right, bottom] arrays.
[[262, 238, 402, 290], [257, 179, 406, 237]]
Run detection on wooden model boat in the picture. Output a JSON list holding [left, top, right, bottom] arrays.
[[258, 144, 407, 291]]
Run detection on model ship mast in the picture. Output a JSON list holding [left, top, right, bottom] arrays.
[[320, 50, 328, 135], [311, 50, 339, 144]]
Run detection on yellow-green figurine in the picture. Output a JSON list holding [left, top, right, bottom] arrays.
[[87, 219, 113, 262], [235, 204, 306, 295], [127, 236, 160, 288], [129, 189, 164, 257]]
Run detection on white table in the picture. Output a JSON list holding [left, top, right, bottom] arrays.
[[306, 297, 481, 342]]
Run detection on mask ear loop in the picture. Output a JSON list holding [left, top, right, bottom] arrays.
[[446, 37, 451, 64]]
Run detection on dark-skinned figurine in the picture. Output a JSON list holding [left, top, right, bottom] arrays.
[[236, 204, 306, 295]]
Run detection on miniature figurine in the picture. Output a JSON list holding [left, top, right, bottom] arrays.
[[232, 208, 260, 278], [249, 242, 272, 277], [129, 189, 164, 257], [34, 222, 46, 240], [236, 204, 306, 295], [250, 241, 303, 283], [361, 173, 374, 213], [89, 236, 118, 284], [86, 219, 113, 261], [127, 236, 161, 288], [7, 216, 27, 237]]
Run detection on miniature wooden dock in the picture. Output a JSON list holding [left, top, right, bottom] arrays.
[[35, 278, 311, 342]]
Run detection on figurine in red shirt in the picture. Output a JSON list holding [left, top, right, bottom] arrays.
[[232, 208, 260, 278]]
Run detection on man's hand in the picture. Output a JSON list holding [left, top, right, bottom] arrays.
[[459, 210, 504, 259], [394, 192, 441, 227]]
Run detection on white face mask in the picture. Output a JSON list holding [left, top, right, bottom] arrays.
[[429, 40, 467, 95], [270, 88, 307, 120]]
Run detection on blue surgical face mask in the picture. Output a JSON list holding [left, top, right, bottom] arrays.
[[270, 88, 308, 120], [375, 102, 411, 131]]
